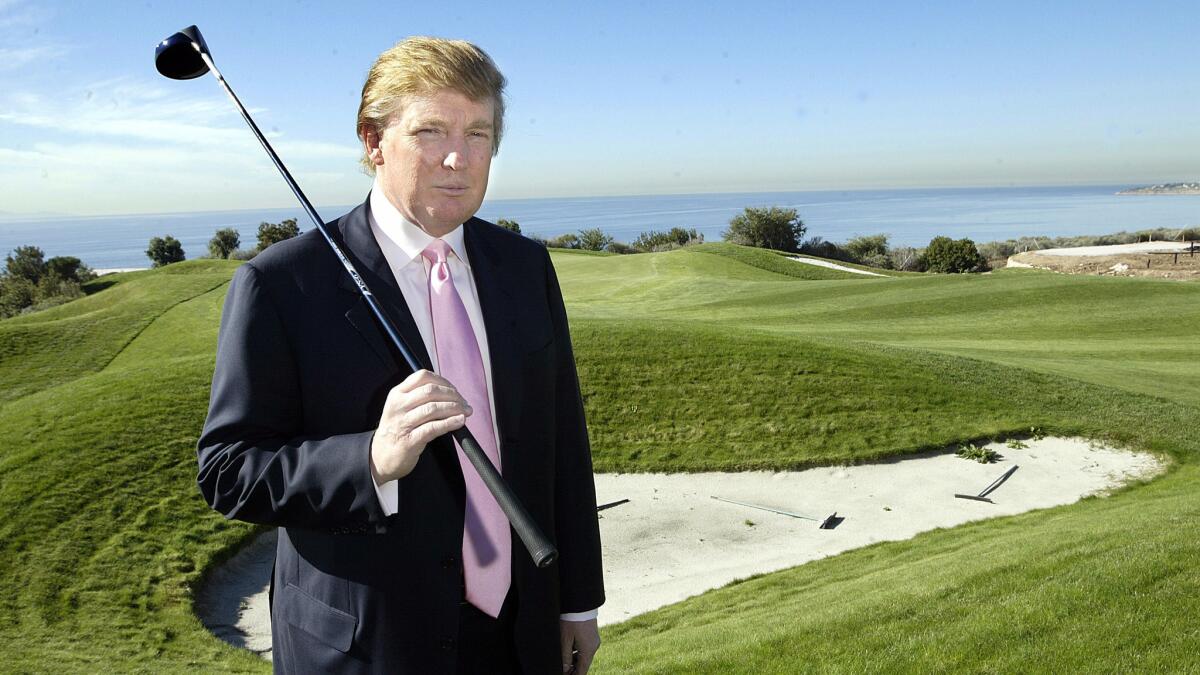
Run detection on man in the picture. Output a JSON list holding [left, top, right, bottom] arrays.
[[197, 37, 604, 674]]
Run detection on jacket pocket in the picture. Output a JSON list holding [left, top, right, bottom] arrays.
[[280, 582, 358, 653]]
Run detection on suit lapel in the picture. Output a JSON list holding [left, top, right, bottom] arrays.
[[335, 198, 434, 373], [463, 218, 523, 449]]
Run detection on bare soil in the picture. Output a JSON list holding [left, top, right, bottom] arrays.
[[1009, 249, 1200, 280]]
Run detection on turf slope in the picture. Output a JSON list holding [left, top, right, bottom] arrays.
[[0, 249, 1196, 672]]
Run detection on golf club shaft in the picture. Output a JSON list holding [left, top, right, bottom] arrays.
[[710, 495, 819, 521], [197, 51, 557, 568]]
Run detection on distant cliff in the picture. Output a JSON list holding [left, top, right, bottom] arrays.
[[1117, 182, 1200, 195]]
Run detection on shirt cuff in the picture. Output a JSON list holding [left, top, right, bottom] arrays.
[[559, 608, 599, 622], [373, 476, 398, 516]]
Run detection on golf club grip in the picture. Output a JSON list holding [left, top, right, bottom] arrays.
[[452, 426, 559, 568]]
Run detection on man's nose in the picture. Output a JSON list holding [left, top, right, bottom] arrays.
[[443, 137, 469, 171]]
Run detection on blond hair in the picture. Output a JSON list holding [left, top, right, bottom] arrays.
[[356, 36, 507, 173]]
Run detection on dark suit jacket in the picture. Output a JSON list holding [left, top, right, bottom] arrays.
[[196, 198, 604, 673]]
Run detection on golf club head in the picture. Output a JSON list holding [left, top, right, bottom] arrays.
[[155, 25, 210, 80]]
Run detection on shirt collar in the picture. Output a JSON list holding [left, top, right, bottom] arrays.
[[368, 178, 470, 268]]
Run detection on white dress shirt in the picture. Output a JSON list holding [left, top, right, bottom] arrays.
[[366, 182, 598, 622]]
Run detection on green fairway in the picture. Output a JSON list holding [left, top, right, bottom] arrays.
[[0, 248, 1196, 672]]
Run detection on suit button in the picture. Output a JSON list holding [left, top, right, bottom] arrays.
[[440, 637, 456, 651], [442, 555, 458, 569]]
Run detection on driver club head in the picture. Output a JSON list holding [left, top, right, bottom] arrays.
[[155, 25, 211, 80]]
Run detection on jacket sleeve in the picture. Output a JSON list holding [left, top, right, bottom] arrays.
[[196, 262, 390, 533], [544, 249, 606, 613]]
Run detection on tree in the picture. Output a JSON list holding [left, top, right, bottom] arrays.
[[209, 228, 241, 259], [257, 218, 300, 251], [919, 236, 988, 273], [578, 228, 613, 251], [45, 256, 94, 283], [5, 245, 46, 284], [146, 235, 185, 267], [722, 207, 805, 252], [496, 218, 521, 234]]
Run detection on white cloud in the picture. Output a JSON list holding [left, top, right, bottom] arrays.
[[0, 74, 365, 214]]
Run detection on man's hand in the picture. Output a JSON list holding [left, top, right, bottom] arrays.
[[370, 370, 471, 483], [560, 618, 600, 674]]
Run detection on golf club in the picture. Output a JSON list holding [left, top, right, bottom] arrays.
[[155, 25, 557, 568]]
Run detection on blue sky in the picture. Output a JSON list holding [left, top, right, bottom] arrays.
[[0, 0, 1197, 216]]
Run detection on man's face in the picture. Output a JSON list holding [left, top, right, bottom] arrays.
[[368, 89, 495, 237]]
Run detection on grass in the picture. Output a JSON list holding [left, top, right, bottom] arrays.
[[0, 247, 1198, 671]]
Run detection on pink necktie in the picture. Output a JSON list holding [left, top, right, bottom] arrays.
[[421, 239, 511, 618]]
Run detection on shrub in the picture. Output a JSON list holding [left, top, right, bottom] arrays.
[[920, 236, 988, 273], [496, 218, 521, 234], [257, 218, 300, 251], [606, 241, 637, 255], [977, 241, 1017, 260], [208, 228, 241, 259], [146, 236, 185, 267], [0, 275, 37, 318], [229, 248, 258, 261], [860, 253, 893, 270], [5, 245, 46, 284], [45, 256, 95, 283], [632, 227, 702, 252], [845, 234, 890, 262], [889, 246, 923, 271], [723, 207, 805, 253], [798, 237, 856, 263], [546, 233, 580, 249], [578, 228, 614, 252]]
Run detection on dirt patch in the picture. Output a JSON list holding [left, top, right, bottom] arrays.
[[1010, 247, 1200, 280]]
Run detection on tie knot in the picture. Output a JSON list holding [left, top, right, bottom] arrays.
[[421, 239, 453, 265]]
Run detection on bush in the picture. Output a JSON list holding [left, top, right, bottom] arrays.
[[860, 253, 893, 270], [632, 227, 702, 252], [977, 241, 1017, 260], [208, 228, 241, 259], [920, 236, 988, 273], [723, 207, 805, 253], [5, 245, 46, 284], [546, 233, 580, 249], [845, 234, 890, 262], [229, 248, 258, 261], [888, 246, 923, 272], [798, 237, 856, 263], [45, 256, 95, 283], [146, 236, 185, 268], [257, 218, 300, 251], [606, 241, 637, 255], [578, 228, 614, 252], [496, 218, 521, 234], [0, 275, 37, 318]]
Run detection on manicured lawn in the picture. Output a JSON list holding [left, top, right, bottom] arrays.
[[0, 249, 1196, 672]]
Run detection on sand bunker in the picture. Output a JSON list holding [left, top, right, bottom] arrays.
[[786, 256, 890, 277], [196, 437, 1162, 658]]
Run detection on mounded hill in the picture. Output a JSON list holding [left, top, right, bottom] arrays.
[[0, 249, 1197, 671]]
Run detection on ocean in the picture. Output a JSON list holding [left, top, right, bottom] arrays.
[[1, 185, 1196, 270]]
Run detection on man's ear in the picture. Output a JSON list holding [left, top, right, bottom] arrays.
[[360, 124, 385, 166]]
